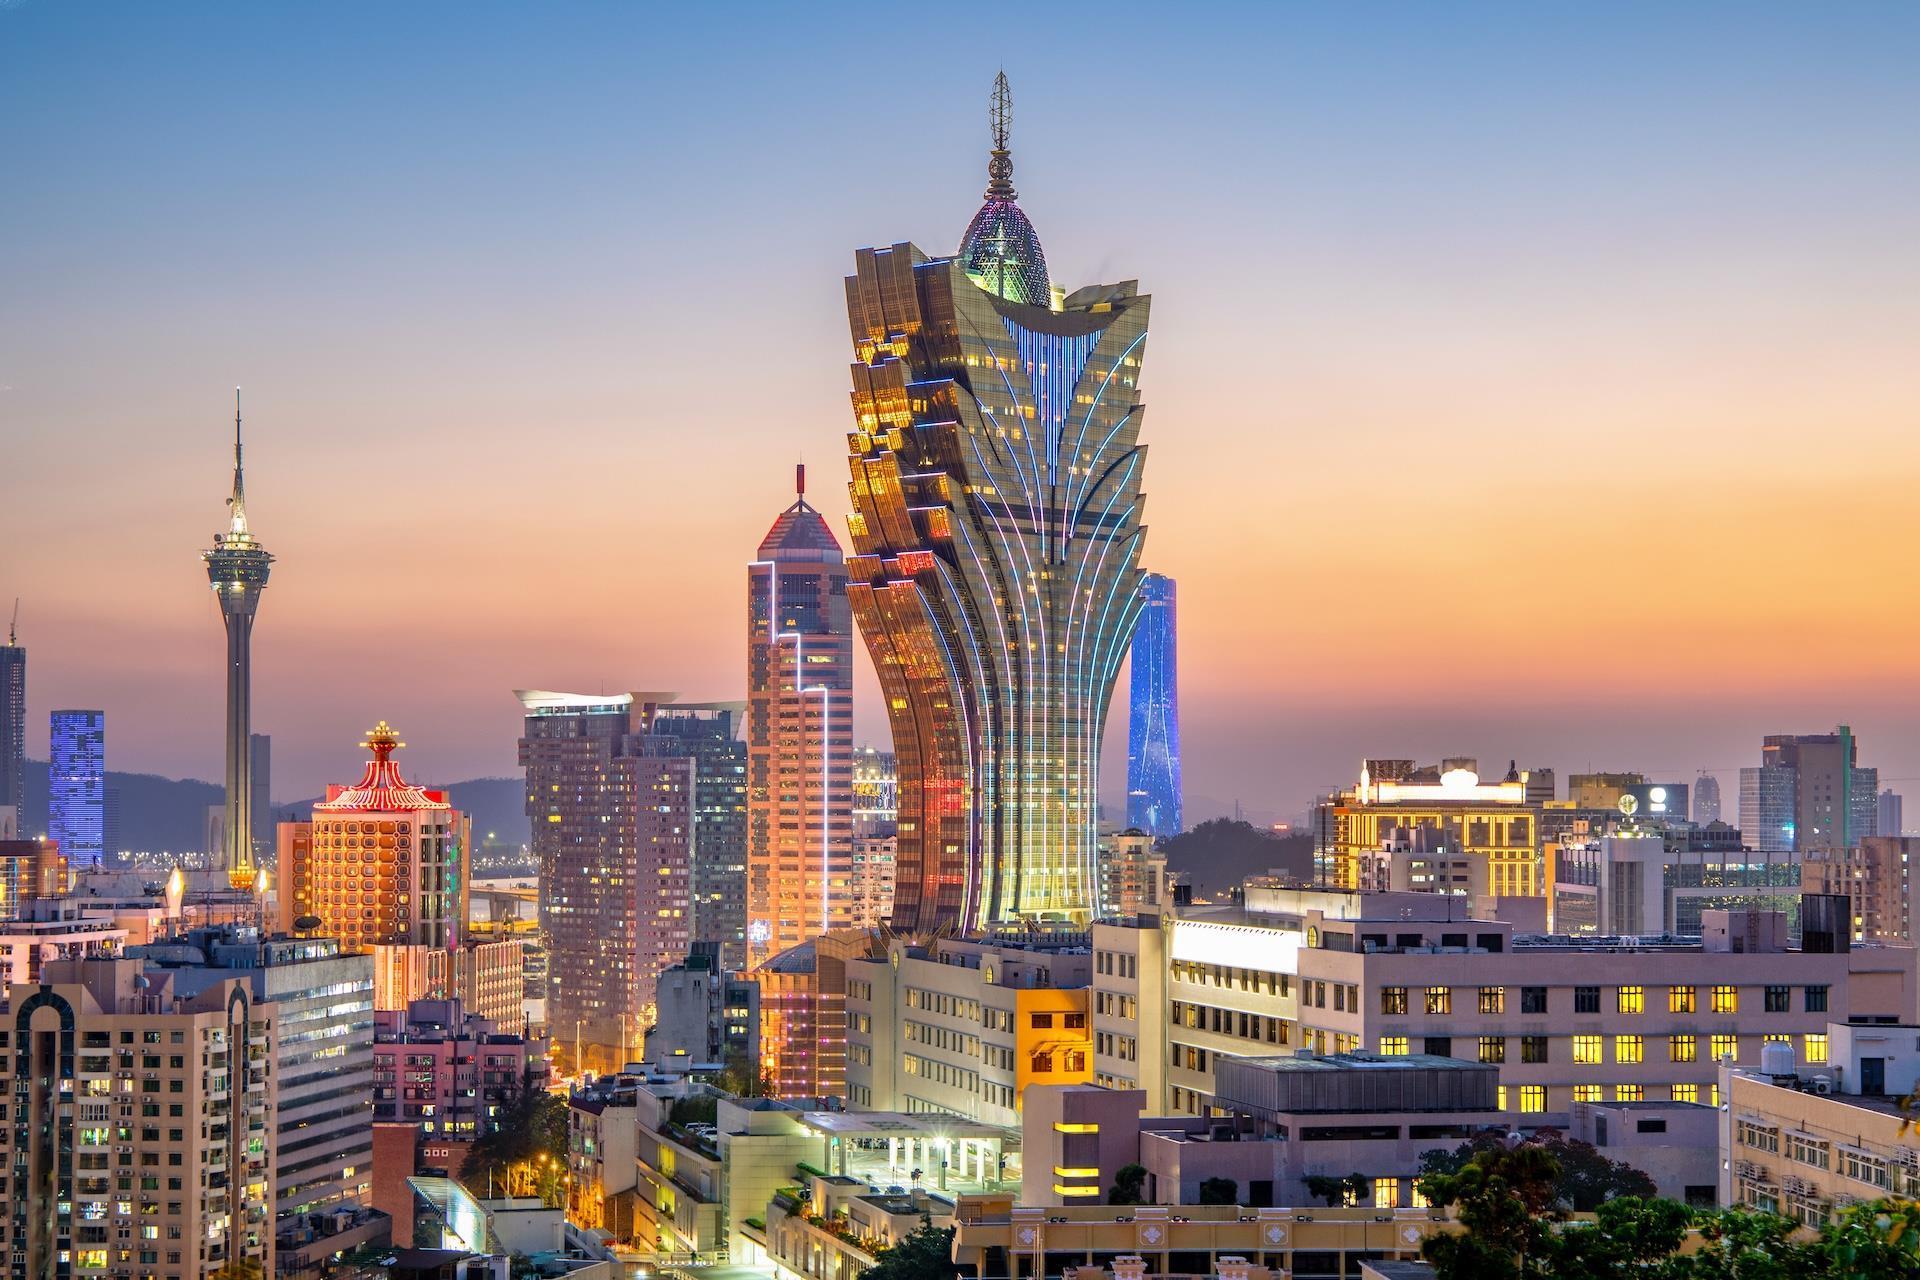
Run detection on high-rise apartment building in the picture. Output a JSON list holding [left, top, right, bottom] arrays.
[[1097, 828, 1167, 918], [747, 465, 855, 971], [1801, 836, 1919, 944], [201, 392, 273, 892], [277, 723, 470, 957], [1126, 574, 1182, 838], [844, 75, 1152, 933], [849, 834, 898, 928], [519, 690, 739, 1073], [249, 732, 272, 863], [2, 958, 277, 1279], [48, 708, 105, 869], [1693, 772, 1722, 825], [1740, 727, 1878, 855], [644, 703, 748, 974], [134, 926, 376, 1218], [0, 615, 22, 821]]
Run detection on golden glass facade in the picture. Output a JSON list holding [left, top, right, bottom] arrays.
[[844, 239, 1151, 932]]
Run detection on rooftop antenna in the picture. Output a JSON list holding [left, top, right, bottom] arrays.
[[986, 70, 1015, 199], [7, 598, 16, 646]]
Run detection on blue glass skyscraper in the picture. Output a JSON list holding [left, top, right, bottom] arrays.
[[1126, 574, 1182, 837], [48, 708, 105, 867]]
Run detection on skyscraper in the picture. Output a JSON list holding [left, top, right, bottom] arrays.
[[519, 690, 741, 1073], [250, 731, 272, 861], [1125, 573, 1182, 838], [1739, 726, 1877, 855], [279, 722, 471, 954], [1879, 789, 1903, 839], [202, 391, 273, 891], [48, 709, 104, 868], [844, 75, 1152, 933], [0, 609, 22, 822], [747, 463, 854, 970], [1693, 771, 1722, 825], [645, 702, 748, 973]]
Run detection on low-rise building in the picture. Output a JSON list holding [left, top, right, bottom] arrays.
[[758, 931, 864, 1101], [567, 1074, 641, 1240], [0, 896, 127, 982], [373, 997, 548, 1142], [1548, 826, 1799, 937], [759, 1176, 953, 1280], [647, 942, 760, 1070], [1718, 1021, 1920, 1225]]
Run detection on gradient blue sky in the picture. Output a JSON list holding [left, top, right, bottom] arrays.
[[4, 3, 1919, 820]]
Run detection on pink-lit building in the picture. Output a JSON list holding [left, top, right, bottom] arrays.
[[372, 997, 548, 1141]]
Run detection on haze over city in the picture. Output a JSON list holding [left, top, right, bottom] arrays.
[[5, 2, 1918, 817]]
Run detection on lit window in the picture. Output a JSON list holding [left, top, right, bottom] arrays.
[[1805, 1033, 1829, 1065], [1614, 1084, 1644, 1102], [1572, 1084, 1602, 1103], [1672, 1083, 1700, 1104], [1378, 1037, 1409, 1057], [1711, 1034, 1739, 1062], [1668, 985, 1696, 1014], [1518, 1086, 1546, 1113], [1615, 1035, 1645, 1064], [1617, 986, 1644, 1015], [1669, 1035, 1698, 1063], [1573, 1035, 1602, 1065], [1372, 1177, 1399, 1208], [1425, 987, 1452, 1015], [1711, 985, 1738, 1014], [1478, 987, 1505, 1015]]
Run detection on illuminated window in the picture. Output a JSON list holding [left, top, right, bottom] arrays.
[[1614, 1084, 1644, 1103], [1378, 1037, 1409, 1057], [1478, 987, 1505, 1015], [1668, 985, 1696, 1014], [1496, 1085, 1507, 1111], [1380, 987, 1408, 1015], [1669, 1035, 1698, 1063], [1617, 986, 1644, 1015], [1373, 1177, 1399, 1208], [1424, 987, 1452, 1015], [1805, 1033, 1829, 1065], [1615, 1035, 1644, 1064], [1410, 1182, 1431, 1209], [1672, 1083, 1700, 1104], [1478, 1036, 1505, 1064], [1572, 1084, 1602, 1103], [1711, 985, 1738, 1014], [1573, 1035, 1602, 1065], [1711, 1034, 1739, 1062], [1518, 1086, 1546, 1113]]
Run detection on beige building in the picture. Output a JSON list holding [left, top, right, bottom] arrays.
[[0, 958, 276, 1279], [1097, 829, 1167, 919], [1802, 836, 1918, 943], [1090, 901, 1917, 1117], [1720, 1021, 1920, 1226], [1313, 759, 1544, 895], [849, 834, 897, 929]]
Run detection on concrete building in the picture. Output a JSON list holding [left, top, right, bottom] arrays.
[[849, 834, 898, 929], [372, 997, 548, 1143], [0, 836, 66, 911], [1719, 1021, 1920, 1225], [1879, 789, 1904, 839], [1741, 727, 1879, 855], [844, 934, 1094, 1123], [755, 931, 862, 1101], [746, 463, 855, 972], [1, 957, 277, 1279], [1088, 902, 1917, 1118], [1547, 826, 1801, 937], [1693, 772, 1722, 825], [758, 1174, 955, 1280], [134, 926, 377, 1218], [1565, 1098, 1720, 1204], [1802, 836, 1919, 944], [566, 1074, 641, 1241], [646, 942, 760, 1070], [456, 937, 529, 1034], [1097, 829, 1168, 919], [0, 897, 127, 983]]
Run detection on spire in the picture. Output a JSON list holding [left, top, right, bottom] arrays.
[[227, 387, 250, 537], [986, 69, 1015, 199], [796, 461, 806, 499], [362, 720, 404, 764]]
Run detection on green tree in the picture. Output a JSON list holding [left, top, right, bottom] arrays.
[[857, 1215, 958, 1280], [1107, 1163, 1147, 1205], [1814, 1200, 1920, 1279], [1418, 1132, 1655, 1212], [1548, 1197, 1690, 1280], [1303, 1173, 1368, 1207], [1197, 1176, 1238, 1205], [1419, 1145, 1564, 1280], [461, 1074, 569, 1206]]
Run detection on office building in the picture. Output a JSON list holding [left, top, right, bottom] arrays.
[[844, 74, 1152, 933], [642, 702, 748, 979], [134, 926, 376, 1218], [0, 615, 21, 820], [1126, 573, 1182, 838], [645, 941, 760, 1069], [278, 723, 471, 957], [0, 837, 65, 912], [1802, 836, 1919, 944], [48, 708, 105, 869], [519, 690, 738, 1073], [849, 834, 897, 928], [1313, 759, 1543, 895], [249, 732, 272, 864], [844, 932, 1094, 1121], [1740, 727, 1879, 855], [201, 392, 273, 892], [747, 464, 855, 971], [753, 929, 863, 1101], [1568, 772, 1645, 810], [851, 747, 897, 838], [2, 958, 277, 1279], [1548, 825, 1800, 937], [1086, 898, 1916, 1119], [1694, 772, 1722, 825], [1719, 1021, 1920, 1224], [1878, 789, 1903, 839]]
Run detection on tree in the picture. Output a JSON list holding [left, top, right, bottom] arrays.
[[1419, 1131, 1654, 1212], [1107, 1163, 1147, 1205], [857, 1215, 958, 1280], [1817, 1199, 1920, 1279], [1197, 1176, 1238, 1205], [462, 1074, 569, 1206], [1418, 1145, 1564, 1280], [1547, 1197, 1689, 1280], [1303, 1173, 1368, 1207]]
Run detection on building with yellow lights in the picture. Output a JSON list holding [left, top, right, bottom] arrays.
[[1312, 758, 1545, 896]]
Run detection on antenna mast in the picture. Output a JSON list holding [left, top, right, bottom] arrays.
[[7, 599, 15, 647]]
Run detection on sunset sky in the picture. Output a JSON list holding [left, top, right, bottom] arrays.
[[4, 3, 1918, 820]]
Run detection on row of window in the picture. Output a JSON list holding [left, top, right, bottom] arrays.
[[1381, 983, 1828, 1016], [1376, 1031, 1828, 1065]]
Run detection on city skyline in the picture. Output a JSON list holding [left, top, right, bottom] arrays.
[[6, 5, 1920, 820]]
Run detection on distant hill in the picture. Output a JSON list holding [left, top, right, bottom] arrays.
[[1159, 818, 1314, 895], [20, 761, 531, 855]]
